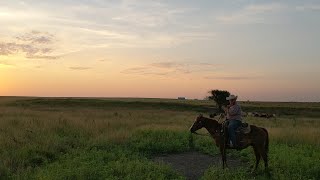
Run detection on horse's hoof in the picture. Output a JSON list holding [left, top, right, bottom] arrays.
[[264, 169, 271, 177], [250, 170, 257, 176]]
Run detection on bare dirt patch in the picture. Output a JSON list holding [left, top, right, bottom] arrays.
[[153, 151, 246, 180]]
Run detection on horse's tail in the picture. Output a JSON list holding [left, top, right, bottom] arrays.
[[262, 128, 269, 154]]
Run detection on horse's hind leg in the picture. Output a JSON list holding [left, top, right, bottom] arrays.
[[222, 154, 226, 169], [253, 146, 261, 171], [261, 151, 268, 170], [223, 150, 228, 169]]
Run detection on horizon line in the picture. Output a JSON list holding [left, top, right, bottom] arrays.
[[0, 96, 319, 103]]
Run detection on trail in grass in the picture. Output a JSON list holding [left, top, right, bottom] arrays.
[[153, 151, 246, 180]]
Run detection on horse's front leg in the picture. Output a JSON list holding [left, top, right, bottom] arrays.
[[220, 146, 227, 169]]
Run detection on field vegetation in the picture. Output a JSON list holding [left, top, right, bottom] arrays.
[[0, 97, 319, 179]]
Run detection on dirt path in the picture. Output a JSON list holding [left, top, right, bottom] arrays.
[[153, 151, 246, 180]]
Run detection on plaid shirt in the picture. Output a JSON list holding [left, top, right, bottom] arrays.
[[227, 102, 242, 121]]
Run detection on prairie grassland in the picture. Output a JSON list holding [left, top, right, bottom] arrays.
[[0, 97, 319, 179]]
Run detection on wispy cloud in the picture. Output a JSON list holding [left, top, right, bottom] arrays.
[[0, 1, 216, 51], [69, 66, 92, 70], [16, 30, 54, 44], [26, 55, 59, 60], [0, 31, 59, 60], [204, 76, 261, 80], [216, 3, 285, 24], [122, 62, 222, 76], [122, 66, 170, 76], [245, 3, 285, 13], [113, 0, 193, 28], [296, 5, 320, 11], [98, 58, 111, 62], [150, 62, 179, 69], [0, 60, 15, 66]]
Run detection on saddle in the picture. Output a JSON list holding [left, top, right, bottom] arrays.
[[222, 121, 251, 134], [221, 121, 251, 142], [236, 123, 251, 134], [221, 121, 251, 148]]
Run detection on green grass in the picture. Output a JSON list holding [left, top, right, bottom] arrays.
[[30, 148, 184, 180], [202, 143, 320, 180], [8, 98, 213, 113], [8, 97, 320, 117], [0, 97, 319, 179]]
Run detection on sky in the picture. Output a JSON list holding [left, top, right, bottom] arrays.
[[0, 0, 319, 102]]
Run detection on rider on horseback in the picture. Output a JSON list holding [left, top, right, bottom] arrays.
[[223, 94, 242, 148]]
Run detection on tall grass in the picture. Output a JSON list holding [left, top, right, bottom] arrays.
[[0, 97, 319, 179]]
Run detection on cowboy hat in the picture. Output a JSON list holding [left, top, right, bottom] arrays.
[[226, 94, 238, 100]]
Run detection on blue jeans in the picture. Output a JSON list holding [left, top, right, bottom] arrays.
[[228, 120, 241, 146]]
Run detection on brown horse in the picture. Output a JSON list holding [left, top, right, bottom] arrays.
[[189, 115, 269, 171]]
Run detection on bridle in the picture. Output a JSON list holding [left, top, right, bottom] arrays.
[[190, 116, 225, 137]]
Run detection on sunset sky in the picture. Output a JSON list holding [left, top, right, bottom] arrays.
[[0, 0, 319, 101]]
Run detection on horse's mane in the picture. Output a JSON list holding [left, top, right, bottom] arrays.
[[201, 116, 221, 127], [201, 116, 218, 121]]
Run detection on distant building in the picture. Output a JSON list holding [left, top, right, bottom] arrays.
[[178, 97, 186, 100]]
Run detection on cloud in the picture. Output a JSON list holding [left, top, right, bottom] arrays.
[[296, 5, 320, 11], [245, 3, 284, 13], [26, 55, 59, 60], [150, 62, 180, 68], [0, 1, 215, 50], [204, 76, 260, 80], [216, 3, 285, 24], [16, 30, 54, 44], [0, 42, 22, 56], [98, 58, 111, 62], [122, 66, 170, 76], [121, 66, 170, 76], [122, 62, 221, 76], [0, 43, 52, 56], [0, 31, 59, 60], [69, 66, 92, 70], [113, 0, 193, 28], [0, 60, 14, 66], [49, 1, 209, 48]]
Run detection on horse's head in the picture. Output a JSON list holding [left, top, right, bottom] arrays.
[[189, 114, 206, 133], [190, 114, 221, 135]]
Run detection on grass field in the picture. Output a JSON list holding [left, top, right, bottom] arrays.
[[0, 97, 319, 179]]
